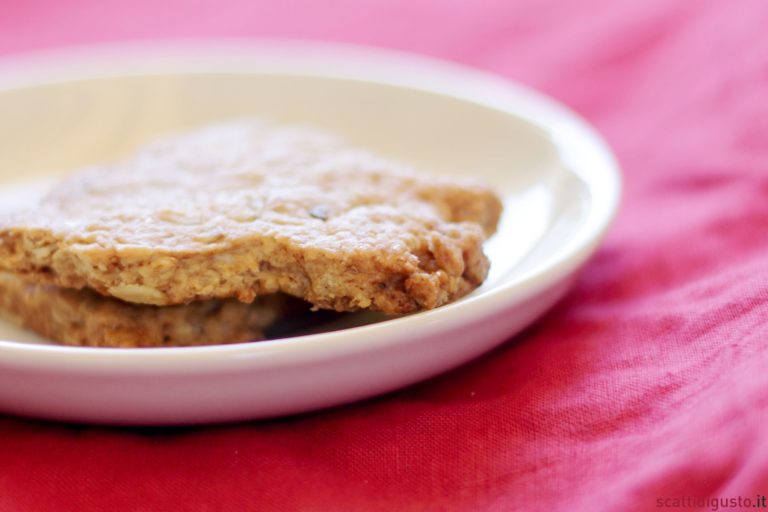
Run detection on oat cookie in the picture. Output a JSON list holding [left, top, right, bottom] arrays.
[[0, 273, 291, 348], [0, 120, 502, 314]]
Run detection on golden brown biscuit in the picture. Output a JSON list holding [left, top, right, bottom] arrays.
[[0, 273, 291, 348], [0, 121, 502, 314]]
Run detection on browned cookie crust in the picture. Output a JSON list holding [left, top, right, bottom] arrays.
[[0, 121, 502, 314], [0, 273, 291, 348]]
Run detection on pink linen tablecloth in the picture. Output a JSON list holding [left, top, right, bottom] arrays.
[[2, 1, 768, 510]]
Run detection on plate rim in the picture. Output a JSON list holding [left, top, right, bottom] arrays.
[[0, 39, 621, 370]]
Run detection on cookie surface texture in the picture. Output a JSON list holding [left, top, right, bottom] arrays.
[[0, 121, 502, 314]]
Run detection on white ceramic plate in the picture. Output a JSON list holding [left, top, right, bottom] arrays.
[[0, 41, 620, 425]]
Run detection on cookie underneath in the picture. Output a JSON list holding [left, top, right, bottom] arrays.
[[0, 273, 294, 348]]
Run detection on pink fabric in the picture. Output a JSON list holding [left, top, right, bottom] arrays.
[[2, 0, 768, 510]]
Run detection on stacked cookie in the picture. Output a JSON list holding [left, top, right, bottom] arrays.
[[0, 120, 502, 347]]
